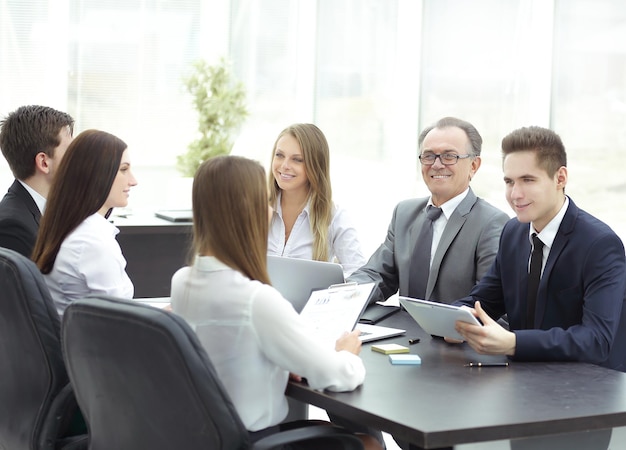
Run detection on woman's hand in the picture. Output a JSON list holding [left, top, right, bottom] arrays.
[[335, 329, 362, 355], [289, 372, 303, 382]]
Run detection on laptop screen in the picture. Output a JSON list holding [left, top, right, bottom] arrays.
[[267, 255, 344, 313]]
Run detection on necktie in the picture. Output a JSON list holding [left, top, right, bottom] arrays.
[[408, 206, 443, 299], [526, 233, 544, 328]]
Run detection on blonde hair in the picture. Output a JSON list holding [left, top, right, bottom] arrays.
[[192, 155, 270, 284], [268, 123, 333, 262]]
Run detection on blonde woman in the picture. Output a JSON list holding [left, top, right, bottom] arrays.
[[170, 155, 381, 450], [268, 123, 366, 277]]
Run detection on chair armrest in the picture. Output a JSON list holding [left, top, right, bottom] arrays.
[[252, 424, 364, 450], [38, 383, 88, 449]]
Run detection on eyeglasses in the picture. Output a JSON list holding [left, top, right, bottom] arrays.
[[418, 153, 472, 166]]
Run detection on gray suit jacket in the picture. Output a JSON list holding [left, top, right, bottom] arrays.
[[349, 188, 509, 304]]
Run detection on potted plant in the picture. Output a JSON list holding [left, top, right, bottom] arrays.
[[177, 57, 248, 177]]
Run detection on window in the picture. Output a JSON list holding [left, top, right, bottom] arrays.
[[2, 0, 626, 248], [552, 0, 626, 236]]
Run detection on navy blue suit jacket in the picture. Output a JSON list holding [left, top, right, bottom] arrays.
[[457, 198, 626, 371], [0, 180, 41, 258]]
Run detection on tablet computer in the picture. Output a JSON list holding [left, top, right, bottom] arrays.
[[399, 297, 481, 341]]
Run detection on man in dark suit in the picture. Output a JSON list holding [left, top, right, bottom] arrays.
[[0, 105, 74, 257], [350, 117, 509, 304], [452, 125, 622, 450], [455, 125, 626, 372]]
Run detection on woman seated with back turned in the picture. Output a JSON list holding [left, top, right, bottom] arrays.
[[32, 129, 137, 316], [268, 123, 366, 277], [170, 155, 382, 450]]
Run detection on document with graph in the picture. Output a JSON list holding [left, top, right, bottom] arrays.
[[299, 282, 374, 346]]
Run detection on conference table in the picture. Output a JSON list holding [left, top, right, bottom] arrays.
[[286, 309, 626, 449]]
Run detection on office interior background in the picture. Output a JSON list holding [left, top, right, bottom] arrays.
[[1, 0, 626, 256]]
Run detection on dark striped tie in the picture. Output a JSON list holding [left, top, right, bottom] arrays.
[[408, 206, 443, 299]]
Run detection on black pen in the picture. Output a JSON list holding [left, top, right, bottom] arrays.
[[408, 338, 420, 345], [464, 362, 509, 367]]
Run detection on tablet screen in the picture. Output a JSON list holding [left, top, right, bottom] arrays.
[[399, 297, 481, 341]]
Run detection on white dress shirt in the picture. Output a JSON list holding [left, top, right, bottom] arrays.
[[426, 188, 469, 267], [18, 179, 46, 213], [528, 196, 569, 276], [44, 213, 134, 315], [268, 193, 366, 277], [170, 256, 366, 432]]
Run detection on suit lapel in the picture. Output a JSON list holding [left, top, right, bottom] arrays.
[[517, 227, 533, 328], [426, 189, 477, 298], [9, 180, 42, 225], [534, 198, 577, 328]]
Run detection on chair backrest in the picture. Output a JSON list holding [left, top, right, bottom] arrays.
[[0, 247, 73, 450], [61, 295, 250, 450]]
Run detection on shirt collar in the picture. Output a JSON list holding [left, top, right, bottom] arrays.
[[427, 187, 470, 220], [274, 191, 311, 218], [194, 255, 235, 272], [528, 196, 569, 249], [85, 212, 120, 236], [18, 179, 46, 213]]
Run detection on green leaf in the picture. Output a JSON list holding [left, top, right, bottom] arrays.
[[177, 57, 249, 176]]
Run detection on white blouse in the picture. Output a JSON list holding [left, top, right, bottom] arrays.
[[44, 213, 134, 315], [170, 256, 365, 432], [268, 194, 366, 277]]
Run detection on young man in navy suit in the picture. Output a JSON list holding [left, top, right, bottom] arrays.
[[454, 126, 626, 373], [0, 105, 74, 257]]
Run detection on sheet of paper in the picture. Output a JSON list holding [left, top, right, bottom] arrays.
[[300, 282, 374, 346]]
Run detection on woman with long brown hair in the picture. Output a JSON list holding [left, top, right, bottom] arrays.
[[32, 129, 137, 315], [171, 155, 381, 449], [268, 123, 366, 277]]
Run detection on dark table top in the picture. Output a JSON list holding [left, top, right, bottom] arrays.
[[287, 309, 626, 449], [110, 212, 192, 234]]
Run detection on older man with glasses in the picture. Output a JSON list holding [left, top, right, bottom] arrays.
[[328, 117, 510, 450], [350, 116, 509, 306]]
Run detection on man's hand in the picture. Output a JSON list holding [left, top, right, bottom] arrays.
[[455, 301, 516, 356]]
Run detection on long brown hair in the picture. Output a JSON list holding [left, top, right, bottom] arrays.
[[267, 123, 333, 261], [192, 155, 271, 284], [32, 129, 127, 274]]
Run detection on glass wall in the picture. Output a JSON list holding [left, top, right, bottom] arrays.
[[551, 0, 626, 234], [2, 0, 626, 251], [418, 0, 554, 213]]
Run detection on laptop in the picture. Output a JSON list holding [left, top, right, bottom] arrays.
[[357, 323, 406, 343], [399, 297, 481, 341], [267, 255, 345, 313], [155, 210, 193, 222]]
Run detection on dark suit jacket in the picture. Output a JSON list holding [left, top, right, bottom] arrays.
[[0, 180, 42, 258], [457, 198, 626, 371], [349, 188, 510, 304]]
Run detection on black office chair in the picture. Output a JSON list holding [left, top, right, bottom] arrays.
[[0, 247, 87, 450], [61, 295, 364, 450]]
